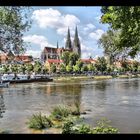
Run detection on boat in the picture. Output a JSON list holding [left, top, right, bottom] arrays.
[[0, 82, 10, 88], [1, 74, 53, 84]]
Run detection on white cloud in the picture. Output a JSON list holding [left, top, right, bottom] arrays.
[[89, 29, 104, 40], [83, 23, 96, 33], [81, 43, 95, 59], [23, 35, 55, 50], [25, 50, 41, 58], [32, 8, 80, 36]]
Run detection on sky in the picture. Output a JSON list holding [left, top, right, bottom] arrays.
[[23, 6, 109, 59]]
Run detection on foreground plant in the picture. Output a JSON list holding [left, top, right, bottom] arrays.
[[92, 118, 119, 134], [27, 113, 53, 130], [62, 118, 119, 134], [51, 105, 71, 121]]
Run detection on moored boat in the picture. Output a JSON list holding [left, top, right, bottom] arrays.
[[1, 74, 53, 83]]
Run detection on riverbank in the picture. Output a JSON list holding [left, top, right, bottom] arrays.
[[53, 74, 140, 81]]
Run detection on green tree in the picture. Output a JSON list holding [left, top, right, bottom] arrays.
[[18, 64, 26, 74], [98, 30, 125, 65], [66, 64, 73, 73], [60, 64, 66, 72], [69, 52, 79, 66], [11, 64, 18, 73], [2, 64, 9, 73], [73, 65, 80, 73], [76, 59, 83, 70], [0, 6, 32, 54], [50, 64, 56, 73], [101, 6, 140, 58], [26, 63, 33, 74], [34, 61, 42, 74], [95, 57, 108, 74], [132, 61, 139, 72], [81, 65, 88, 72], [87, 64, 95, 71], [61, 52, 70, 65]]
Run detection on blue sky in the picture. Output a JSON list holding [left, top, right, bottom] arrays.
[[23, 6, 109, 59]]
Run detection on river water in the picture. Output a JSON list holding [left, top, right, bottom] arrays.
[[0, 78, 140, 133]]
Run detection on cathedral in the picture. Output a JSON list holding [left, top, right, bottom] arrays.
[[41, 26, 81, 62]]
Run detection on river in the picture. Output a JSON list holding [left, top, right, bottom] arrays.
[[0, 78, 140, 133]]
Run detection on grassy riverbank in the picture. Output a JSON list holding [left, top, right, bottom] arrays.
[[53, 74, 140, 81]]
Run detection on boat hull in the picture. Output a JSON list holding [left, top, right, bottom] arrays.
[[2, 78, 53, 84]]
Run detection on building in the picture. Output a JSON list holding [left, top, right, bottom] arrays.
[[0, 53, 33, 64], [41, 26, 81, 63]]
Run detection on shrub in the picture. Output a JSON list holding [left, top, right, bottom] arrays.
[[92, 119, 119, 134], [62, 118, 119, 134], [71, 101, 81, 116], [27, 113, 53, 129], [62, 118, 93, 134], [51, 105, 71, 121]]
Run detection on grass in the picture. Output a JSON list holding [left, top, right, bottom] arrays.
[[62, 118, 119, 134], [27, 105, 119, 134], [93, 75, 113, 80], [27, 113, 53, 130], [50, 105, 72, 121]]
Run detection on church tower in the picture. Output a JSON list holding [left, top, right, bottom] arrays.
[[65, 27, 72, 50], [73, 26, 81, 58]]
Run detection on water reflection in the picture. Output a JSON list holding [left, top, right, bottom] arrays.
[[0, 78, 140, 133]]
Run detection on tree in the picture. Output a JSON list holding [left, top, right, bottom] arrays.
[[87, 64, 95, 71], [132, 61, 139, 72], [69, 52, 79, 66], [95, 57, 108, 74], [50, 64, 56, 73], [73, 65, 80, 73], [60, 64, 66, 72], [34, 61, 42, 74], [0, 6, 32, 54], [66, 64, 73, 73], [61, 52, 70, 65], [2, 64, 9, 73], [98, 30, 126, 65], [26, 63, 33, 74], [101, 6, 140, 58], [18, 64, 26, 74], [81, 65, 88, 72]]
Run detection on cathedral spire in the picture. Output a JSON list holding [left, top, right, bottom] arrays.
[[65, 27, 72, 50], [57, 41, 59, 49], [73, 26, 81, 58]]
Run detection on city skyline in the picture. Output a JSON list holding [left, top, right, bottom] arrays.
[[23, 6, 109, 59]]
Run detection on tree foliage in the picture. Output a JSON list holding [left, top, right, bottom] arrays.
[[95, 57, 107, 73], [0, 6, 32, 55], [101, 6, 140, 58]]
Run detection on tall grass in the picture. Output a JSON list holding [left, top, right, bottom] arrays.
[[51, 105, 71, 121], [27, 113, 53, 129]]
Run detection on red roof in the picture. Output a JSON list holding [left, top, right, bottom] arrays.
[[47, 59, 63, 63], [15, 55, 32, 61]]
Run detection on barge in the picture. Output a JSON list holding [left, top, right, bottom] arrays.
[[1, 74, 53, 84]]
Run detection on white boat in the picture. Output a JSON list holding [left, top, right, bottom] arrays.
[[0, 82, 10, 88]]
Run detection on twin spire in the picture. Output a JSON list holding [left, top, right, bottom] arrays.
[[65, 26, 81, 57], [56, 26, 81, 58]]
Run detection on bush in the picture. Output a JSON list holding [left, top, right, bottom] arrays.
[[71, 101, 81, 116], [51, 105, 71, 121], [92, 119, 119, 134], [62, 118, 93, 134], [27, 113, 53, 129], [62, 118, 119, 134]]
